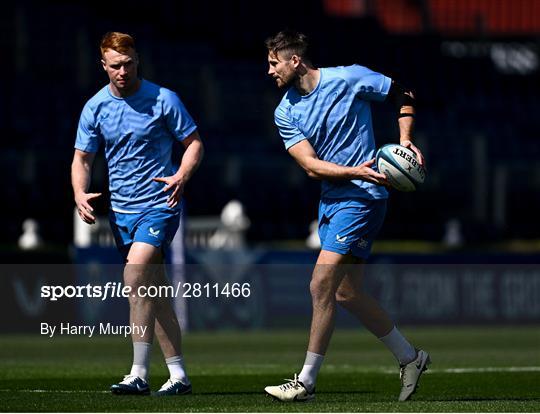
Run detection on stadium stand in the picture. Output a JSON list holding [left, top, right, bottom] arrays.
[[2, 0, 540, 246]]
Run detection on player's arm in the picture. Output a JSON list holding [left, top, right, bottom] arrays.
[[153, 130, 204, 208], [71, 149, 102, 224], [386, 81, 425, 166], [288, 140, 388, 185]]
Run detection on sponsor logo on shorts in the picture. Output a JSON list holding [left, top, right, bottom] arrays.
[[357, 238, 369, 249], [149, 227, 160, 238], [336, 234, 348, 243]]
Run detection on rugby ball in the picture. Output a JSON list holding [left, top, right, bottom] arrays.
[[376, 144, 425, 192]]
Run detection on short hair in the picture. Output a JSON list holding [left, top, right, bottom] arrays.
[[265, 30, 310, 60], [100, 32, 136, 57]]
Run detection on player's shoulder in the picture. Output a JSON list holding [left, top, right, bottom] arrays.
[[144, 79, 181, 105], [325, 64, 375, 79], [83, 84, 111, 112], [142, 78, 164, 94], [274, 88, 297, 119]]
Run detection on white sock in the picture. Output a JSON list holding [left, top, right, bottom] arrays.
[[298, 351, 324, 391], [130, 342, 152, 381], [166, 355, 190, 385], [378, 326, 416, 365]]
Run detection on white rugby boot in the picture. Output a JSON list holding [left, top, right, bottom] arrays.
[[398, 349, 431, 401], [264, 374, 315, 402]]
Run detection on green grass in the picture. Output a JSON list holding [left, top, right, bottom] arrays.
[[1, 327, 539, 412]]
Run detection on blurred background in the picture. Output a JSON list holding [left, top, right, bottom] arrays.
[[2, 0, 540, 330], [3, 0, 540, 252]]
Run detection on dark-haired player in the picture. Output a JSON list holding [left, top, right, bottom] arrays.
[[264, 30, 428, 402]]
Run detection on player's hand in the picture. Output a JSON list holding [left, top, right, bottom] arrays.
[[400, 139, 425, 167], [153, 175, 185, 208], [74, 192, 102, 224], [356, 159, 390, 187]]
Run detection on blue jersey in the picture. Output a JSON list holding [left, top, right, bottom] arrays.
[[275, 65, 391, 200], [75, 79, 197, 212]]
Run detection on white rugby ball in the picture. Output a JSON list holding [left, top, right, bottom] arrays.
[[376, 144, 425, 192]]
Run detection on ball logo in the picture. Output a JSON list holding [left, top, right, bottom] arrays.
[[376, 144, 426, 192], [392, 147, 425, 181]]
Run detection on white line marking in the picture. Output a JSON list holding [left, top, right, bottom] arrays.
[[1, 367, 539, 394], [440, 367, 540, 374], [324, 364, 540, 374], [0, 389, 109, 393]]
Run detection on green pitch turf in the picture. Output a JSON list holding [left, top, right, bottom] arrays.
[[1, 327, 539, 412]]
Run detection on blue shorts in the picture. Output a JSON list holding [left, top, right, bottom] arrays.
[[109, 208, 181, 259], [318, 198, 387, 259]]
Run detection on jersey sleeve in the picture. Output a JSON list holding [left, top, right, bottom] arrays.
[[162, 90, 198, 141], [274, 105, 307, 150], [344, 64, 392, 102], [75, 103, 101, 153]]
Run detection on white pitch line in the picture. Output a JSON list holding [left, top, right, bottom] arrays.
[[439, 367, 540, 374], [323, 364, 540, 374], [0, 389, 109, 393], [1, 367, 539, 394], [376, 366, 540, 374]]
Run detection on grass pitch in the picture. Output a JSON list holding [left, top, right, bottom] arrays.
[[1, 327, 539, 412]]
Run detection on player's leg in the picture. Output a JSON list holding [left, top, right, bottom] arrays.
[[335, 256, 430, 400], [153, 265, 183, 358], [306, 249, 351, 354], [264, 249, 350, 402], [300, 250, 358, 388], [152, 263, 192, 396], [111, 241, 162, 395], [128, 208, 191, 396], [335, 260, 394, 336]]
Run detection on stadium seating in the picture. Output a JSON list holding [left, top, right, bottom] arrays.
[[3, 2, 540, 246]]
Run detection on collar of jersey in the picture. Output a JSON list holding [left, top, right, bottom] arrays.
[[299, 68, 323, 100]]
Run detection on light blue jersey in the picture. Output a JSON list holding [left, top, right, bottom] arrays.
[[75, 79, 197, 212], [275, 65, 391, 200]]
